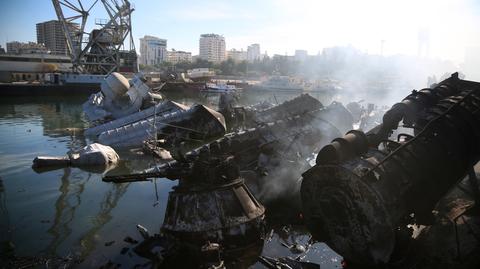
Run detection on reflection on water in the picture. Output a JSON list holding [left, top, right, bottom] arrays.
[[0, 92, 340, 268], [76, 183, 130, 259], [0, 177, 11, 244]]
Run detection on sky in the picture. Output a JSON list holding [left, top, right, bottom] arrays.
[[1, 0, 480, 64]]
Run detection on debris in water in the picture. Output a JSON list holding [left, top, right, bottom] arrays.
[[32, 143, 119, 173], [136, 224, 150, 240], [124, 236, 139, 245]]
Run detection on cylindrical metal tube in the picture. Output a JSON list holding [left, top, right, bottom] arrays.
[[367, 73, 465, 146], [301, 87, 480, 265]]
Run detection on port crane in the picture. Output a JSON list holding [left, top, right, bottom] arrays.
[[51, 0, 137, 74]]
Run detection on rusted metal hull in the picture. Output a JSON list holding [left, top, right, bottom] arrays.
[[301, 74, 480, 265], [162, 179, 265, 250]]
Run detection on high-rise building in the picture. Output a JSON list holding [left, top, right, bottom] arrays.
[[294, 50, 308, 62], [139, 35, 167, 66], [167, 49, 192, 64], [36, 20, 78, 55], [199, 34, 226, 63], [247, 44, 260, 62], [227, 48, 247, 62]]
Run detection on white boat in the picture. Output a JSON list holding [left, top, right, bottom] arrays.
[[254, 76, 304, 91], [186, 68, 215, 82], [203, 82, 237, 93]]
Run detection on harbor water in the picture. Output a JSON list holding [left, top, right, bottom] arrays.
[[0, 91, 341, 268]]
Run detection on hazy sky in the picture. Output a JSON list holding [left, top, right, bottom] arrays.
[[1, 0, 480, 63]]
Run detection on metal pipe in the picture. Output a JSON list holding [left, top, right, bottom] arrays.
[[301, 79, 480, 266]]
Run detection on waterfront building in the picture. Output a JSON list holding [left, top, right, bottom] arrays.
[[227, 48, 247, 62], [199, 34, 226, 63], [139, 35, 167, 66], [36, 20, 78, 55], [247, 44, 261, 62], [167, 49, 192, 64], [6, 41, 47, 54]]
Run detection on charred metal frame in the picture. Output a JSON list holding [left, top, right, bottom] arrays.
[[301, 73, 480, 265]]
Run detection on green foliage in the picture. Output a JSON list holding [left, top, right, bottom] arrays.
[[139, 55, 302, 76]]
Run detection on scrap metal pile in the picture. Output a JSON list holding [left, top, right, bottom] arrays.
[[82, 72, 230, 150], [34, 70, 480, 268], [100, 92, 357, 267], [301, 73, 480, 268], [104, 100, 354, 203]]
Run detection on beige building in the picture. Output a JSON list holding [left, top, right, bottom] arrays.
[[6, 41, 47, 54], [199, 34, 226, 63], [36, 20, 78, 55], [167, 50, 192, 64], [227, 48, 247, 62]]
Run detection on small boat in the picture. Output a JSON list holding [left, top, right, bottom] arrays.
[[202, 82, 238, 93]]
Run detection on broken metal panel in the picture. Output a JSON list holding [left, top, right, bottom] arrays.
[[301, 74, 480, 265], [84, 100, 188, 136], [98, 104, 226, 148]]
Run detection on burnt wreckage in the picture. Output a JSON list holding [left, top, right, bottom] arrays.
[[102, 96, 354, 266], [105, 100, 354, 203], [108, 137, 267, 267], [100, 75, 480, 267], [301, 73, 480, 267]]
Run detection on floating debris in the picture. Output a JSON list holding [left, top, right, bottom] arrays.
[[136, 224, 150, 240], [124, 236, 139, 245], [32, 143, 119, 173]]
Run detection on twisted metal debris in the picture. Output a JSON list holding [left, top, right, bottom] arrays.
[[301, 73, 480, 265]]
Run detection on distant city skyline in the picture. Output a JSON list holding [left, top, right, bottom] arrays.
[[1, 0, 480, 64]]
